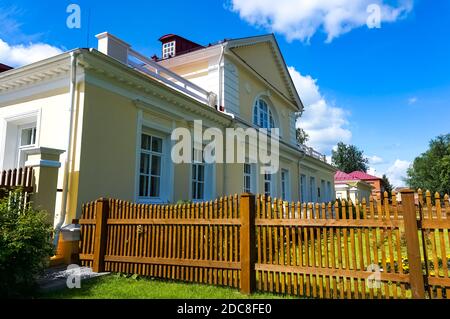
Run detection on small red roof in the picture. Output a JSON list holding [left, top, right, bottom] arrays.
[[335, 171, 358, 181], [349, 171, 381, 180]]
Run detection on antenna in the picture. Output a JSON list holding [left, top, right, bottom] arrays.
[[86, 8, 92, 48]]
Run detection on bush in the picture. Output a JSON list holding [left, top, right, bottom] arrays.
[[0, 190, 54, 298]]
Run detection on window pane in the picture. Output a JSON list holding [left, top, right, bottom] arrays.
[[139, 175, 149, 197], [244, 163, 251, 174], [141, 134, 151, 150], [197, 182, 204, 199], [152, 137, 163, 153], [21, 127, 36, 146], [197, 165, 205, 182], [151, 155, 161, 176], [192, 165, 197, 179], [150, 176, 160, 197], [140, 154, 150, 174], [192, 181, 197, 199]]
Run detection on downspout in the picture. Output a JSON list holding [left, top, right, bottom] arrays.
[[53, 51, 79, 246], [218, 43, 225, 112]]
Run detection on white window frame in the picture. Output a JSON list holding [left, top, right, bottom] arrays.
[[162, 41, 176, 59], [192, 148, 206, 201], [244, 163, 252, 193], [253, 98, 275, 130], [138, 132, 164, 201], [0, 111, 40, 170], [281, 169, 290, 201], [264, 173, 273, 197]]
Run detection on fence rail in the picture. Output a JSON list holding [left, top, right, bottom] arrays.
[[78, 190, 450, 299]]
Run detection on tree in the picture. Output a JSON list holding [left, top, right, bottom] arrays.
[[381, 174, 394, 195], [331, 142, 369, 173], [406, 134, 450, 195], [296, 128, 309, 145]]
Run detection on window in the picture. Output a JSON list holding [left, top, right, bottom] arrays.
[[162, 41, 175, 59], [139, 134, 163, 198], [300, 174, 307, 202], [244, 163, 252, 193], [264, 173, 272, 196], [321, 180, 326, 202], [17, 124, 37, 167], [327, 181, 332, 202], [281, 169, 290, 201], [192, 148, 205, 200], [253, 99, 275, 130], [309, 176, 316, 202]]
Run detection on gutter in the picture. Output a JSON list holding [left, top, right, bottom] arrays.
[[53, 51, 79, 246]]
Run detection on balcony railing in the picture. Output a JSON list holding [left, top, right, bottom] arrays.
[[127, 48, 217, 108], [298, 143, 327, 162]]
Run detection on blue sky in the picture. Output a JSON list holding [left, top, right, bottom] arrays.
[[1, 0, 449, 186]]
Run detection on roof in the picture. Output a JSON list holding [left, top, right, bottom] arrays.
[[349, 171, 381, 181], [335, 171, 358, 181], [0, 63, 13, 72], [157, 33, 303, 111]]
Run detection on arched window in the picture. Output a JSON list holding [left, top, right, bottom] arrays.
[[253, 99, 275, 129]]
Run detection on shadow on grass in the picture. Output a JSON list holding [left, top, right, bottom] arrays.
[[37, 274, 300, 300]]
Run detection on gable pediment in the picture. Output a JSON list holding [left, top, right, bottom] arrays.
[[227, 35, 302, 111]]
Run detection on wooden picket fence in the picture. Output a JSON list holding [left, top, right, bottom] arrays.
[[0, 167, 34, 204], [78, 190, 450, 299]]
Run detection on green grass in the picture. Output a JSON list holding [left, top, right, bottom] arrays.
[[38, 274, 297, 299]]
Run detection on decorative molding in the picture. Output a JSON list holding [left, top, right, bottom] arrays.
[[25, 159, 61, 168]]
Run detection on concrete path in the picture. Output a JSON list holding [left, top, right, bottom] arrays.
[[37, 265, 109, 292]]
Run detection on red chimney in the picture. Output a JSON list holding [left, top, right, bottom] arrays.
[[0, 63, 13, 73], [158, 34, 203, 59]]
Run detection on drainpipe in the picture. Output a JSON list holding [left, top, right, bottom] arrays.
[[53, 51, 79, 246], [218, 43, 225, 112]]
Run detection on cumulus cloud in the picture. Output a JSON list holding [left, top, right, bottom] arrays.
[[386, 159, 411, 187], [367, 155, 384, 165], [289, 66, 351, 153], [0, 38, 62, 67], [229, 0, 413, 42]]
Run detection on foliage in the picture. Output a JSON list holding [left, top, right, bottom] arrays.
[[176, 199, 193, 205], [0, 190, 54, 298], [406, 134, 450, 195], [296, 128, 309, 145], [381, 174, 394, 195], [331, 142, 369, 173]]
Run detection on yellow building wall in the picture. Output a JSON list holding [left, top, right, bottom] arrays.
[[231, 43, 291, 100]]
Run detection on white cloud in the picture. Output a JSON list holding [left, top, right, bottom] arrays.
[[367, 167, 381, 177], [229, 0, 413, 42], [368, 155, 384, 165], [0, 38, 62, 67], [408, 97, 418, 105], [386, 159, 411, 187], [289, 66, 351, 153]]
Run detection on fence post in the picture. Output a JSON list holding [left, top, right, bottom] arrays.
[[92, 198, 109, 273], [240, 193, 256, 294], [401, 189, 425, 299]]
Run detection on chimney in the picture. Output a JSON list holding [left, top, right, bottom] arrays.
[[0, 63, 13, 73], [96, 32, 131, 64], [158, 34, 203, 59]]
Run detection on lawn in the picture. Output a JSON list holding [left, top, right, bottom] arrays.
[[38, 274, 297, 299]]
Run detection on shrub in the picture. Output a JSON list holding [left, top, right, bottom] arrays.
[[0, 190, 54, 298]]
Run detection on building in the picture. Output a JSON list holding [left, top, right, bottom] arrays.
[[0, 63, 13, 73], [348, 171, 383, 197], [334, 171, 373, 203], [0, 32, 336, 227]]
